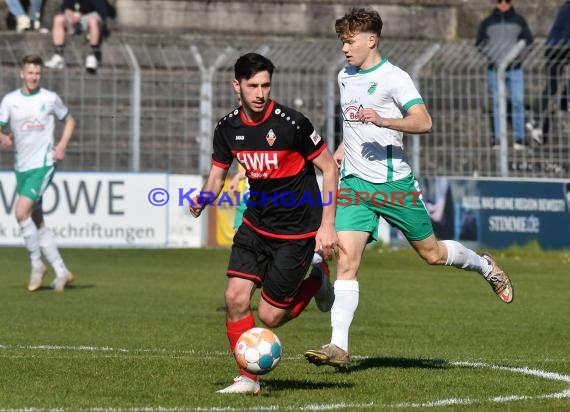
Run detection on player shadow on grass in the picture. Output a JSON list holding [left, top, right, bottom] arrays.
[[33, 284, 95, 292], [262, 378, 354, 391], [349, 356, 449, 373]]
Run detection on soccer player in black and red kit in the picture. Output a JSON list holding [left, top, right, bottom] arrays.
[[189, 53, 341, 394]]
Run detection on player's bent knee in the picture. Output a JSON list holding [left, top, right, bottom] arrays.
[[419, 250, 442, 266], [224, 292, 250, 312], [257, 312, 283, 329]]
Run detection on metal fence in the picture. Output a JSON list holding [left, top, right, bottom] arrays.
[[0, 34, 568, 178]]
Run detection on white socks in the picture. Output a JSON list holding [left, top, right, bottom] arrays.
[[442, 240, 490, 275], [19, 217, 42, 267], [330, 279, 359, 352], [38, 227, 67, 277]]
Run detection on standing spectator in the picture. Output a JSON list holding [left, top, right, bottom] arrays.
[[4, 0, 43, 31], [44, 0, 115, 74], [0, 55, 76, 292], [526, 0, 570, 144], [476, 0, 533, 149]]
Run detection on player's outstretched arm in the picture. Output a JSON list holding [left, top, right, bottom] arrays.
[[0, 131, 13, 149], [311, 148, 343, 260], [333, 142, 344, 168], [189, 164, 228, 218], [53, 114, 76, 161], [357, 104, 432, 134]]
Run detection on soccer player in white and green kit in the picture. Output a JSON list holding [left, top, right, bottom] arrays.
[[304, 8, 514, 370], [0, 55, 76, 292]]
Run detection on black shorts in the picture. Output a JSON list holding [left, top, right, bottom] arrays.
[[227, 224, 315, 309]]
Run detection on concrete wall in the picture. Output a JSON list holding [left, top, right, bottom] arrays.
[[0, 0, 563, 39], [112, 0, 563, 40]]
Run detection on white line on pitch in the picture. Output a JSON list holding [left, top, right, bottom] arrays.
[[1, 345, 570, 410]]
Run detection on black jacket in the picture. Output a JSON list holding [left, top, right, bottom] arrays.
[[61, 0, 116, 21], [546, 1, 570, 46], [476, 6, 533, 69]]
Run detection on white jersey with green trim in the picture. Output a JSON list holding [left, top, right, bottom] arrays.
[[0, 88, 69, 172], [338, 57, 424, 183]]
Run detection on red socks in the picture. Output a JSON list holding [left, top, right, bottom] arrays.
[[289, 275, 321, 319], [226, 313, 257, 381]]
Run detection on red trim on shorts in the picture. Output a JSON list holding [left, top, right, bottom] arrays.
[[243, 217, 317, 240], [227, 269, 262, 283], [261, 290, 290, 309], [240, 101, 275, 126]]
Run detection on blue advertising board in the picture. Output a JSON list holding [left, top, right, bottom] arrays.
[[418, 178, 570, 250]]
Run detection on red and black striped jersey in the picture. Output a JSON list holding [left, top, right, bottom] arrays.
[[212, 100, 327, 239]]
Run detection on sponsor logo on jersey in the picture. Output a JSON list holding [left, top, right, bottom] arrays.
[[342, 104, 364, 123], [310, 130, 321, 145], [367, 82, 378, 95], [236, 135, 245, 140], [266, 129, 276, 146], [21, 119, 44, 131], [236, 151, 279, 173]]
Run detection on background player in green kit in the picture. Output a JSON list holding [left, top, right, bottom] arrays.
[[0, 55, 76, 292], [304, 8, 514, 370]]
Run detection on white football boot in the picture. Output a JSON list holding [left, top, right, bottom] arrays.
[[51, 271, 74, 292], [216, 376, 260, 395], [28, 262, 47, 292]]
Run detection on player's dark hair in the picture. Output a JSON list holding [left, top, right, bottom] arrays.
[[335, 8, 383, 38], [234, 53, 275, 81], [21, 54, 43, 67]]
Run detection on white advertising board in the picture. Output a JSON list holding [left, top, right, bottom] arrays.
[[0, 172, 203, 247]]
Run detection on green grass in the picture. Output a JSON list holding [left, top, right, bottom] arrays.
[[0, 246, 569, 411]]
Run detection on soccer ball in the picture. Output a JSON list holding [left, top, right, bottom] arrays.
[[234, 327, 282, 375]]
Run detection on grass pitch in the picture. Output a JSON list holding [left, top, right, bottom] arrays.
[[0, 246, 569, 411]]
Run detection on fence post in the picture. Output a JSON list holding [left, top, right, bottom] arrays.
[[123, 44, 141, 172], [409, 43, 441, 176], [325, 56, 348, 149], [190, 45, 234, 177], [497, 39, 526, 177]]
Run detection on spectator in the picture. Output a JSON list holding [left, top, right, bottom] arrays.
[[526, 0, 570, 144], [44, 0, 115, 74], [4, 0, 43, 32], [476, 0, 533, 150]]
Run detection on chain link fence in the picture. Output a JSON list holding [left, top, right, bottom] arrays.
[[0, 34, 568, 178]]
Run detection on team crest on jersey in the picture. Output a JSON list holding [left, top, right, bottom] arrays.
[[266, 129, 276, 146], [310, 130, 321, 145], [367, 82, 378, 95], [40, 104, 46, 113]]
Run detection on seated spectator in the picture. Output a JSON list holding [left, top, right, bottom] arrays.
[[44, 0, 115, 74], [4, 0, 43, 32]]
